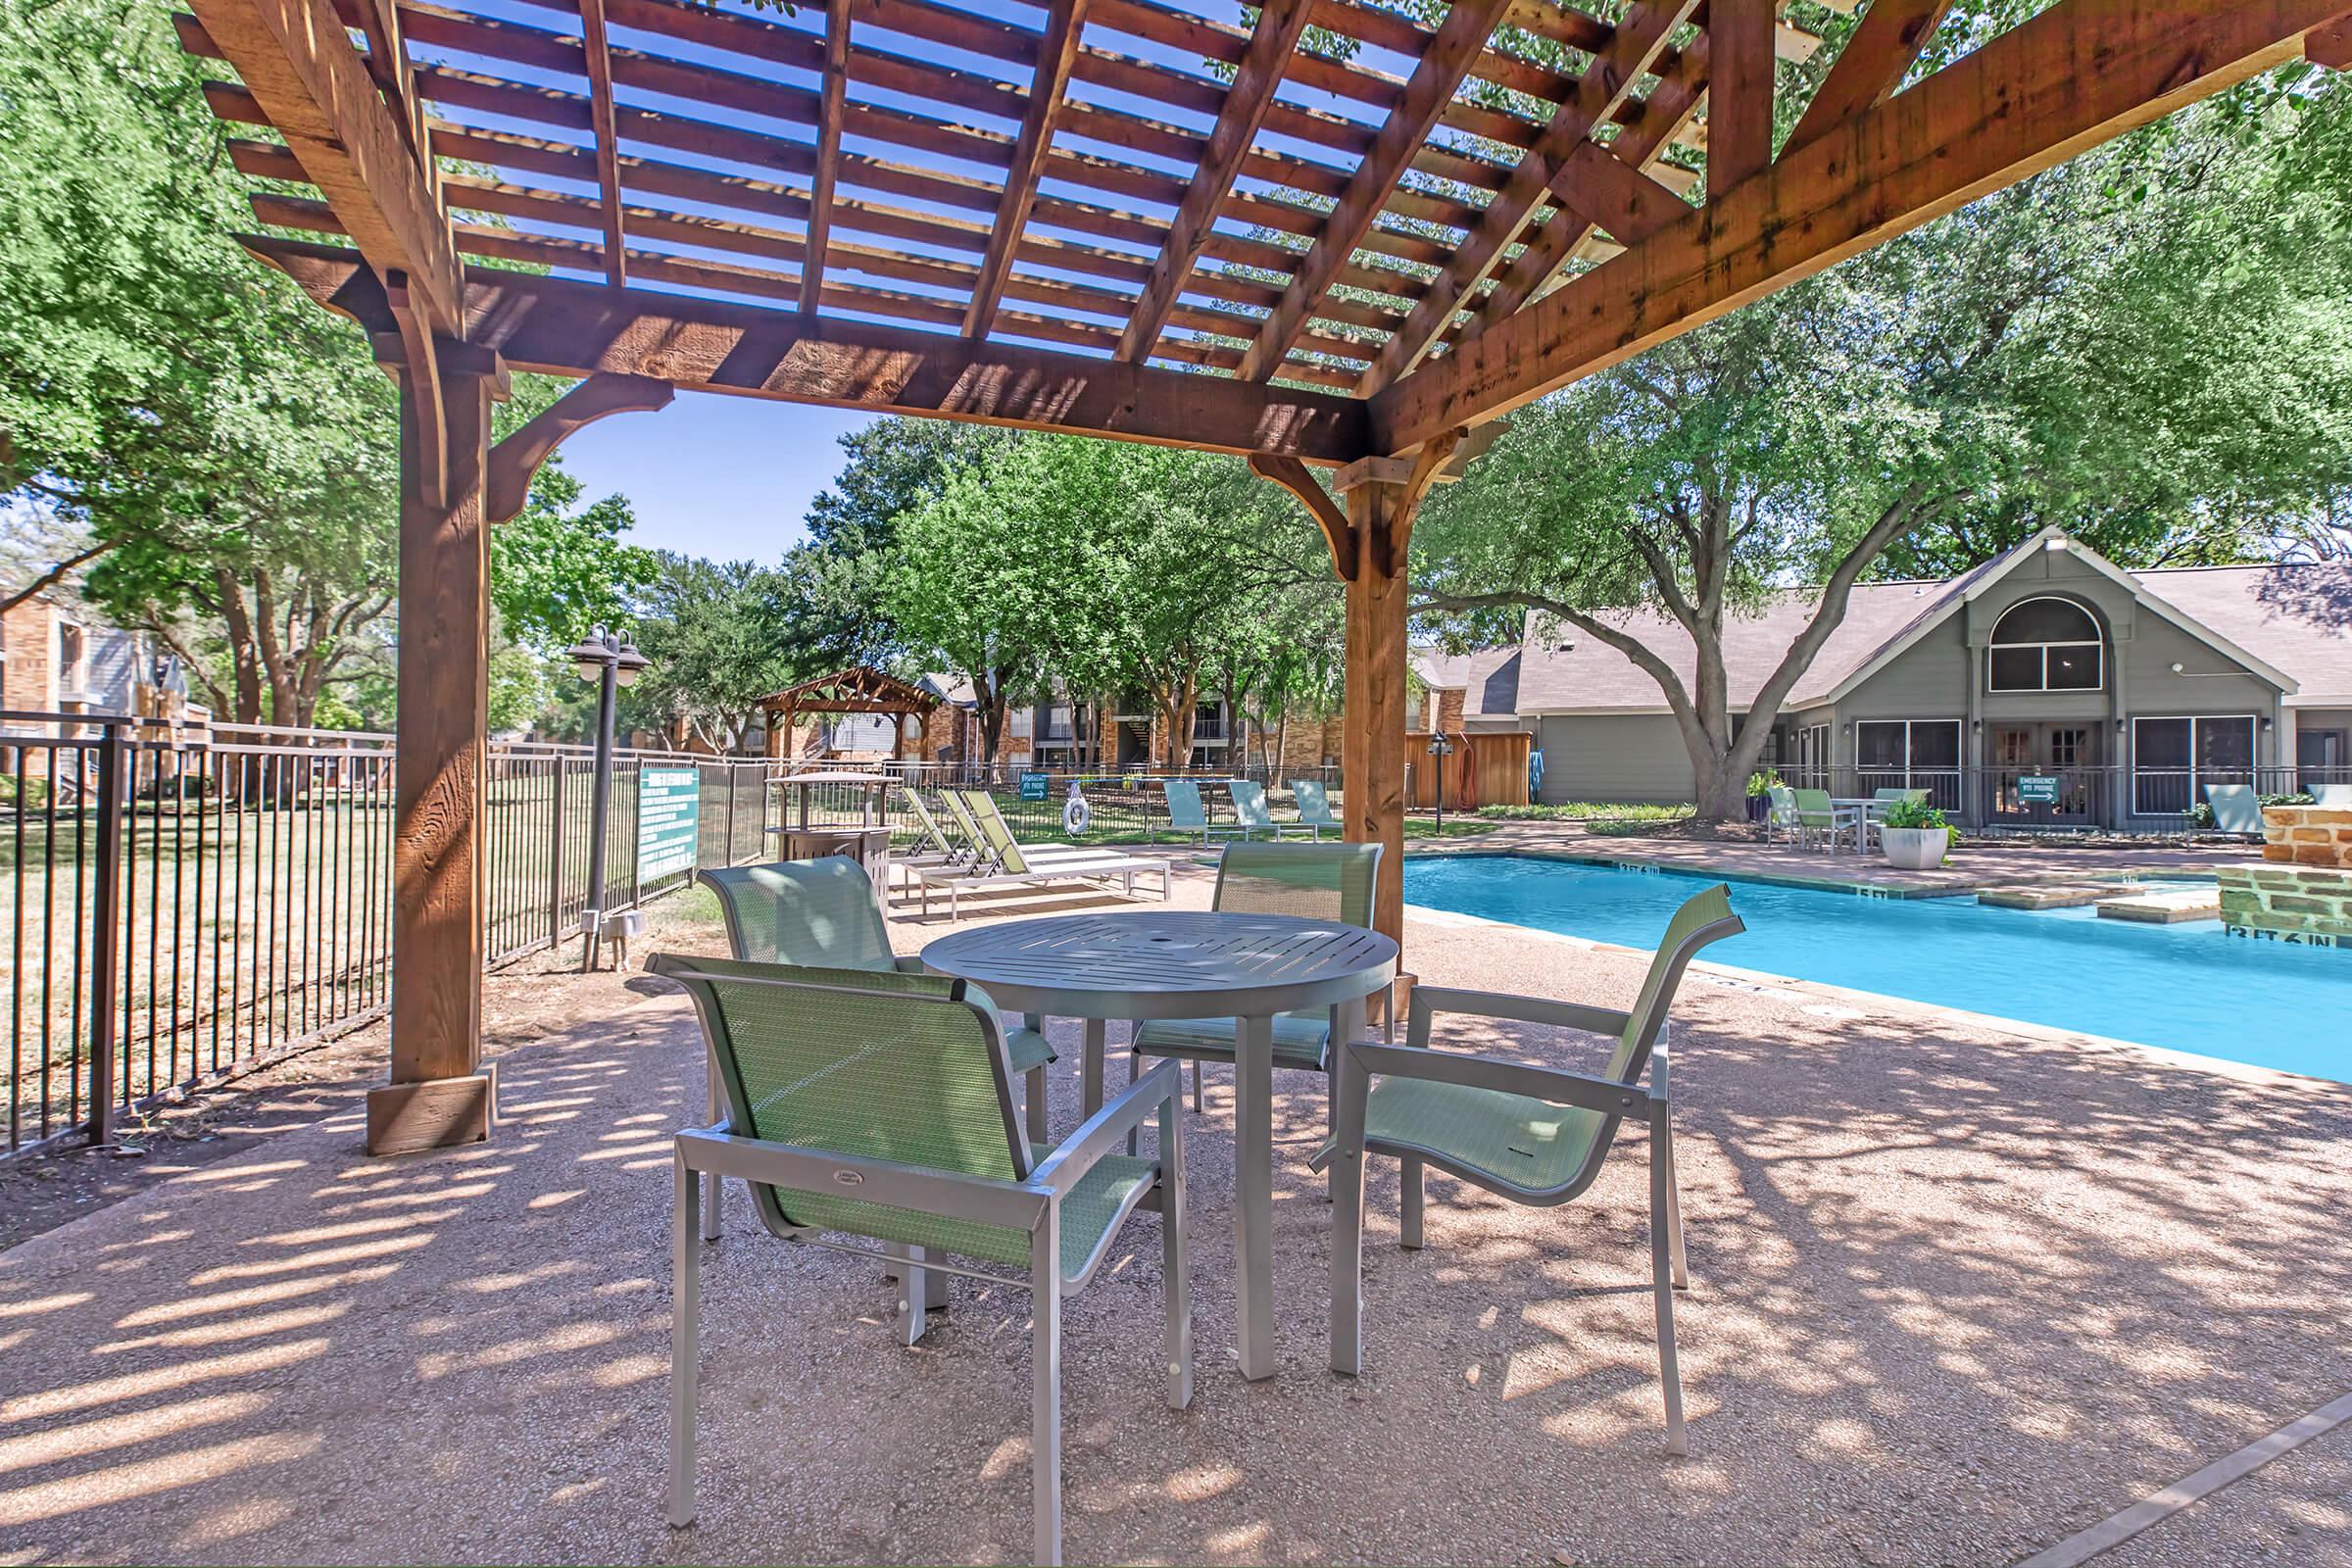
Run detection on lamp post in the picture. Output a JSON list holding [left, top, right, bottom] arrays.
[[568, 626, 649, 972]]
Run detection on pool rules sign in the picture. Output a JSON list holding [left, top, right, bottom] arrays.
[[637, 768, 702, 883]]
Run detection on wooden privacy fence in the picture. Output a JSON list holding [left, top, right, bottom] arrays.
[[1404, 731, 1532, 810]]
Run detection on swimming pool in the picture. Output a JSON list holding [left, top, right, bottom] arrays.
[[1402, 856, 2352, 1083]]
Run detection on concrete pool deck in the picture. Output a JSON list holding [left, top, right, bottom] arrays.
[[3, 853, 2348, 1567], [1445, 819, 2252, 898]]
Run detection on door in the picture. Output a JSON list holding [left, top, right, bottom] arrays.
[[1990, 723, 2102, 825]]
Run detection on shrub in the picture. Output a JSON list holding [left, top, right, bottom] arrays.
[[1745, 769, 1783, 799], [1477, 802, 1694, 823]]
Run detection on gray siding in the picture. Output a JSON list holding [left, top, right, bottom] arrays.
[[1535, 713, 1691, 805]]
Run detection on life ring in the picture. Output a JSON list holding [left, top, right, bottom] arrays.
[[1063, 784, 1092, 835]]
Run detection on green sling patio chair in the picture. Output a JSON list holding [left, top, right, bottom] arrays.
[[649, 954, 1192, 1567], [1131, 840, 1382, 1114], [2204, 782, 2266, 836], [1763, 784, 1802, 846], [1791, 787, 1861, 853], [1152, 778, 1244, 845], [1291, 779, 1341, 839], [2316, 784, 2352, 808], [1315, 883, 1744, 1456], [1231, 779, 1315, 840], [698, 858, 1055, 1145]]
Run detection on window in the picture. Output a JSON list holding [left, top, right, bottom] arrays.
[[1792, 722, 1832, 785], [2301, 728, 2349, 792], [1854, 719, 1962, 806], [2132, 714, 2255, 816], [1987, 597, 2102, 692]]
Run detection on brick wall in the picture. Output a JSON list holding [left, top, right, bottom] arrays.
[[2223, 807, 2352, 944], [2261, 805, 2352, 868], [2, 597, 54, 711]]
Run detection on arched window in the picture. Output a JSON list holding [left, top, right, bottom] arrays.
[[1987, 597, 2103, 692]]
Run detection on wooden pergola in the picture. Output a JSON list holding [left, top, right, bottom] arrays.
[[171, 0, 2351, 1151], [760, 665, 940, 759]]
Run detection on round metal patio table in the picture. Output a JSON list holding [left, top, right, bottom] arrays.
[[922, 909, 1397, 1383]]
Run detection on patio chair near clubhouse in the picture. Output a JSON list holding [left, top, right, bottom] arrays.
[[698, 857, 1055, 1140], [1864, 787, 1929, 849], [1291, 778, 1341, 839], [1231, 779, 1316, 840], [1792, 788, 1863, 854], [2317, 783, 2352, 808], [650, 955, 1192, 1567], [1152, 777, 1244, 846], [1763, 783, 1803, 846], [2204, 782, 2267, 836], [1316, 883, 1745, 1457], [1131, 840, 1382, 1114]]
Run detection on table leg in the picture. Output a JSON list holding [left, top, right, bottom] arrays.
[[1234, 1012, 1276, 1381], [1081, 1016, 1107, 1117]]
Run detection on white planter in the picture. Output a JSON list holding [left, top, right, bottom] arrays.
[[1881, 825, 1949, 870]]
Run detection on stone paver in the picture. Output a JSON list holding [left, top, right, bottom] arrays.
[[1, 853, 2347, 1567]]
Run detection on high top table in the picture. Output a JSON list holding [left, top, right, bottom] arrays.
[[923, 909, 1397, 1381]]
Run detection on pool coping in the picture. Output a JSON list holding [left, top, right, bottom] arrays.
[[1400, 900, 2352, 1095], [1406, 841, 2221, 902]]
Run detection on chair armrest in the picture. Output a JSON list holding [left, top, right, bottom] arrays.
[[1026, 1059, 1182, 1197], [674, 1125, 1049, 1229], [1412, 984, 1631, 1041], [1342, 1040, 1657, 1116], [892, 955, 928, 973]]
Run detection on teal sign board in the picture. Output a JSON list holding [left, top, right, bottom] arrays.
[[2017, 775, 2062, 805], [638, 767, 702, 881], [1019, 772, 1051, 802]]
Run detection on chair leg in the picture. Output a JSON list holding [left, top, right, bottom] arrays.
[[1032, 1222, 1064, 1567], [1328, 1053, 1368, 1377], [891, 1243, 943, 1345], [1649, 1102, 1688, 1456], [668, 1149, 701, 1528], [701, 1047, 722, 1243], [1160, 1090, 1194, 1410], [1663, 1112, 1689, 1291], [1398, 1155, 1425, 1250], [1025, 1063, 1048, 1144], [1191, 1058, 1202, 1113]]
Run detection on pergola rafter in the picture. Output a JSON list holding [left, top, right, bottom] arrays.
[[170, 0, 2352, 1152]]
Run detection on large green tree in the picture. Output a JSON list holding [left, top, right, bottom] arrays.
[[622, 554, 806, 753], [1414, 73, 2352, 822]]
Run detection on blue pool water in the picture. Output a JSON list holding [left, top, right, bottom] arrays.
[[1402, 856, 2352, 1083]]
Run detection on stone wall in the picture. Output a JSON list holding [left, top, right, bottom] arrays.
[[2261, 805, 2352, 869]]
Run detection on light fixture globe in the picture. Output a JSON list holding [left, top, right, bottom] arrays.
[[614, 642, 649, 689]]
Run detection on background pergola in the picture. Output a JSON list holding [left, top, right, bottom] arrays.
[[760, 664, 940, 759], [170, 0, 2352, 1152]]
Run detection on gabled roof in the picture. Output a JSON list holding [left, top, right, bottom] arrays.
[[1508, 531, 2333, 718], [759, 666, 939, 714]]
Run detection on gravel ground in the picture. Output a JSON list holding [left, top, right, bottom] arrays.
[[1, 855, 2347, 1567]]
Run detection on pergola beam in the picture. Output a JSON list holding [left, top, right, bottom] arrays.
[[964, 0, 1092, 336], [577, 0, 626, 287], [1361, 0, 1694, 397], [1781, 0, 1953, 157], [1116, 0, 1315, 364], [804, 0, 851, 317], [189, 0, 463, 337], [1238, 0, 1513, 383], [1374, 0, 2350, 455], [1704, 0, 1778, 195], [250, 238, 1375, 464]]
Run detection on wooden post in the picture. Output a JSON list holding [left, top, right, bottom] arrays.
[[368, 338, 507, 1156], [1339, 480, 1412, 947]]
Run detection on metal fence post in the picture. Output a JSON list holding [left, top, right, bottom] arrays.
[[86, 721, 126, 1148], [547, 760, 567, 951]]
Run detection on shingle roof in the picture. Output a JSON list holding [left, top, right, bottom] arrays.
[[2136, 563, 2352, 704]]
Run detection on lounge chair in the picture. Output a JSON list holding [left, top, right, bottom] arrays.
[[1231, 779, 1315, 840], [906, 812, 1173, 919], [1316, 883, 1744, 1456], [1791, 787, 1862, 853], [651, 954, 1192, 1566], [898, 789, 971, 868], [1291, 778, 1341, 840], [1131, 840, 1381, 1114], [1151, 778, 1244, 845], [957, 788, 1133, 866], [699, 857, 1055, 1140], [2203, 782, 2265, 836], [2315, 784, 2352, 808]]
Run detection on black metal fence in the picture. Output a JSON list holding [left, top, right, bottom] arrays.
[[0, 712, 773, 1158], [776, 764, 1345, 846]]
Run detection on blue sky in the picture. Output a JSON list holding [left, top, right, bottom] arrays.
[[554, 393, 878, 563]]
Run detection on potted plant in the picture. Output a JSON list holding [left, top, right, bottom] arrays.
[[1744, 768, 1782, 825], [1878, 797, 1954, 870]]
